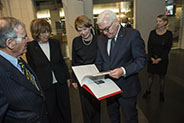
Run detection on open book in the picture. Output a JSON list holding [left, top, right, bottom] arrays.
[[72, 64, 123, 100]]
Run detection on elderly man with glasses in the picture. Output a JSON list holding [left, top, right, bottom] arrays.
[[95, 10, 146, 123], [0, 17, 48, 123]]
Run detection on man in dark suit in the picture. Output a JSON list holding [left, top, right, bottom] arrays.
[[0, 17, 48, 123], [95, 10, 146, 123]]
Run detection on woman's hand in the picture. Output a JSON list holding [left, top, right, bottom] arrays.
[[72, 82, 78, 89], [155, 58, 161, 64], [67, 79, 71, 87], [151, 57, 161, 64], [151, 57, 157, 64]]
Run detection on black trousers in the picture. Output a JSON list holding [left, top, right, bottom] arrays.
[[107, 94, 138, 123], [79, 87, 101, 123], [44, 83, 72, 123]]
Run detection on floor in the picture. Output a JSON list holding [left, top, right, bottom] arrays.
[[138, 49, 184, 123], [68, 49, 184, 123]]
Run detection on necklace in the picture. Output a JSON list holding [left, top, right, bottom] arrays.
[[156, 28, 166, 35], [82, 39, 92, 45], [82, 34, 93, 46]]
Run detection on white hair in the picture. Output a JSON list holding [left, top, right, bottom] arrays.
[[0, 17, 25, 47], [97, 10, 117, 25]]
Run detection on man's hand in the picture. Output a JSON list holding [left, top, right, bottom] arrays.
[[109, 68, 123, 79], [72, 82, 78, 89]]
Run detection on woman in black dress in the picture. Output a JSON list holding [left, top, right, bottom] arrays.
[[72, 15, 100, 123], [142, 15, 173, 102]]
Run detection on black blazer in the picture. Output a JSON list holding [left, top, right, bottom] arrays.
[[96, 26, 146, 97], [0, 56, 48, 123], [26, 38, 70, 90]]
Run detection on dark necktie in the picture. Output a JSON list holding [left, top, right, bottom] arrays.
[[110, 38, 115, 58], [18, 59, 40, 91]]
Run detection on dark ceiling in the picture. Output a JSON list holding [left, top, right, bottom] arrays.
[[33, 0, 133, 10], [166, 0, 182, 6], [33, 0, 182, 11]]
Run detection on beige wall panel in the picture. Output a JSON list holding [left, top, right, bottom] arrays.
[[1, 0, 11, 16], [1, 0, 35, 40], [134, 0, 165, 52], [180, 1, 184, 49], [62, 0, 93, 59]]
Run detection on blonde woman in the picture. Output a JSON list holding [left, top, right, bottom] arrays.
[[72, 15, 100, 123], [143, 15, 173, 102]]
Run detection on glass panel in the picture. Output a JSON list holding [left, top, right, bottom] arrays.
[[34, 2, 69, 58], [165, 0, 182, 49], [93, 1, 134, 33], [34, 0, 134, 58], [167, 6, 182, 48]]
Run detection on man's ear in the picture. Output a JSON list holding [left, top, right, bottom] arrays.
[[6, 38, 16, 50], [114, 19, 119, 26]]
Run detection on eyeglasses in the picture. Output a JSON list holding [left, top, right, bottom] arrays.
[[99, 21, 114, 33], [14, 34, 29, 43]]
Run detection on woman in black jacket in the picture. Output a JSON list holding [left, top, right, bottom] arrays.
[[26, 19, 71, 123]]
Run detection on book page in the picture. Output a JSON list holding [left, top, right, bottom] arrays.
[[72, 64, 99, 86], [83, 78, 122, 100], [92, 71, 110, 77], [72, 64, 122, 100]]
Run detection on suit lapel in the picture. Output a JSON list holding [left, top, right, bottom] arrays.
[[100, 36, 110, 62], [10, 69, 41, 95], [0, 56, 42, 96], [49, 39, 54, 62], [19, 58, 44, 94], [110, 26, 126, 62], [34, 41, 50, 62]]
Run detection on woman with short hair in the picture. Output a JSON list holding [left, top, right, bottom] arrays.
[[143, 15, 173, 102], [72, 15, 100, 123]]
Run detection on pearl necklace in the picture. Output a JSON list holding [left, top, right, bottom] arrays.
[[82, 34, 93, 46], [82, 39, 92, 45]]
